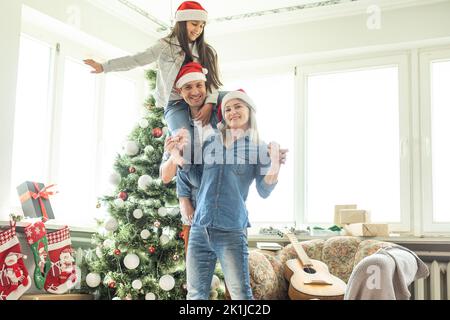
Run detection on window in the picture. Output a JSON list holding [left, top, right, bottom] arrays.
[[97, 74, 139, 199], [421, 50, 450, 233], [299, 56, 411, 231], [10, 29, 143, 228], [224, 73, 295, 231], [52, 58, 97, 227], [431, 60, 450, 223], [10, 35, 53, 209]]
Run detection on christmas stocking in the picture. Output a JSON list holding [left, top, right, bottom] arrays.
[[44, 226, 77, 294], [24, 220, 51, 290], [0, 223, 32, 300]]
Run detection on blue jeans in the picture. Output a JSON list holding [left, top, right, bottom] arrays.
[[186, 226, 253, 300], [164, 99, 193, 137]]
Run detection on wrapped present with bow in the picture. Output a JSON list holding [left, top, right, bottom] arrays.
[[16, 182, 57, 222]]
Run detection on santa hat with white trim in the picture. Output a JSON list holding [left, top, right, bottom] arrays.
[[220, 89, 257, 120], [175, 1, 208, 22], [175, 62, 208, 88]]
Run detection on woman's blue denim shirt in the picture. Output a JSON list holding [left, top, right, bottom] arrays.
[[182, 132, 278, 231]]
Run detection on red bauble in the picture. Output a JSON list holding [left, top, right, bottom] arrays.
[[109, 281, 116, 289], [152, 128, 163, 138], [118, 191, 128, 201], [128, 167, 136, 174], [114, 249, 121, 256], [148, 246, 156, 254], [179, 231, 185, 240]]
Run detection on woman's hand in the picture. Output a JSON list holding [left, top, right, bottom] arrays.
[[164, 129, 189, 166], [268, 142, 288, 168], [83, 59, 104, 74], [194, 103, 213, 126]]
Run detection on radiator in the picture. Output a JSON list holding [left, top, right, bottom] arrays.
[[411, 261, 450, 300]]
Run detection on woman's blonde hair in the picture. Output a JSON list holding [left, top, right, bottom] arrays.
[[219, 99, 260, 145]]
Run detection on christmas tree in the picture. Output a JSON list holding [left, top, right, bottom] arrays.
[[80, 70, 224, 300]]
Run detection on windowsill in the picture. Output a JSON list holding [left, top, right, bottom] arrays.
[[248, 233, 450, 245], [0, 220, 96, 234]]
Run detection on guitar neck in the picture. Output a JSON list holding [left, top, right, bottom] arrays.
[[286, 233, 312, 266]]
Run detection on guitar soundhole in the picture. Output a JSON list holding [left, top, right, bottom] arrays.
[[303, 267, 316, 274]]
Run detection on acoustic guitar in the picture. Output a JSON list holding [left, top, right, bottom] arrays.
[[282, 232, 347, 300]]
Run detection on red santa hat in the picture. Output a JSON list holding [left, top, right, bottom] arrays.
[[219, 89, 257, 121], [175, 62, 208, 89], [175, 1, 208, 22]]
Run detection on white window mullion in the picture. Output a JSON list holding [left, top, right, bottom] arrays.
[[295, 65, 307, 229]]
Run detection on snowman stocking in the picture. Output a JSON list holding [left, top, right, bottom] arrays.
[[0, 223, 32, 300], [24, 220, 51, 290], [44, 226, 77, 294]]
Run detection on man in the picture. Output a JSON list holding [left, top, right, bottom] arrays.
[[159, 62, 226, 253]]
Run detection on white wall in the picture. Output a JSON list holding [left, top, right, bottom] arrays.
[[210, 1, 450, 76], [0, 2, 22, 217], [22, 0, 156, 53]]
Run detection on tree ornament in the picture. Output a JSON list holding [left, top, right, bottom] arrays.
[[123, 253, 140, 270], [157, 207, 168, 217], [104, 217, 119, 232], [152, 128, 163, 138], [86, 273, 101, 288], [178, 231, 185, 240], [113, 198, 124, 208], [103, 239, 115, 249], [114, 249, 121, 256], [140, 229, 151, 240], [133, 209, 143, 219], [109, 172, 121, 185], [159, 275, 175, 291], [132, 279, 143, 290], [108, 281, 116, 289], [138, 175, 153, 190], [139, 119, 149, 129], [125, 141, 139, 156], [144, 145, 154, 153], [159, 235, 170, 246], [148, 246, 156, 254], [96, 202, 101, 209], [173, 254, 179, 261], [153, 221, 161, 228], [145, 292, 156, 300], [169, 207, 180, 217], [128, 167, 136, 174], [118, 191, 128, 201]]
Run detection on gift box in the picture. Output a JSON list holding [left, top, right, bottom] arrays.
[[334, 204, 357, 225], [337, 209, 369, 225], [343, 223, 389, 237], [16, 181, 56, 221]]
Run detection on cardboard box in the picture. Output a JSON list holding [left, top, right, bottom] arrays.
[[16, 181, 56, 220], [344, 223, 389, 237], [334, 205, 357, 225], [337, 209, 369, 225]]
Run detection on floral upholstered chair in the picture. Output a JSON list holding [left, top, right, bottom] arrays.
[[248, 236, 394, 300]]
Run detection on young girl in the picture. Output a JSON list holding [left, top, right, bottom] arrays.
[[84, 1, 222, 133]]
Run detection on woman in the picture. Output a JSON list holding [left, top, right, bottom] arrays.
[[185, 90, 287, 300]]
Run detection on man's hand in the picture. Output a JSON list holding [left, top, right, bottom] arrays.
[[179, 197, 195, 225], [83, 59, 104, 74], [194, 103, 213, 126]]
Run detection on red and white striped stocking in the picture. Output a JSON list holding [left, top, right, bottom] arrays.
[[0, 223, 31, 300], [44, 226, 77, 294]]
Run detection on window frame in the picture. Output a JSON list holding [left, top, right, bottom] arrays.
[[10, 17, 145, 229], [296, 54, 412, 232], [419, 47, 450, 234]]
